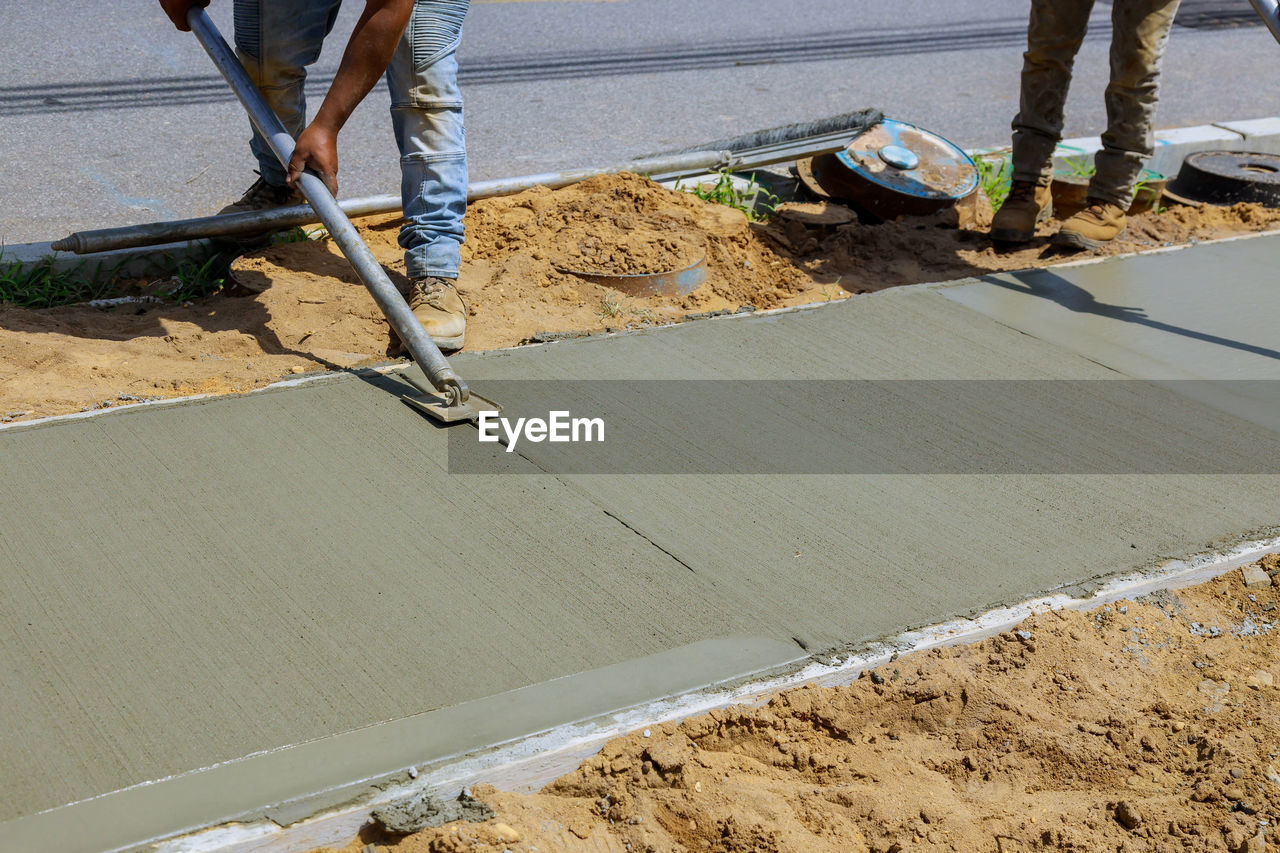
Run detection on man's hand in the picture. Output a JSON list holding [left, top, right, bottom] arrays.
[[290, 0, 413, 198], [159, 0, 210, 31], [288, 123, 340, 196]]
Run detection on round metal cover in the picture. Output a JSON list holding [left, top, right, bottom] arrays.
[[1165, 150, 1280, 207], [836, 119, 977, 201], [804, 119, 978, 218]]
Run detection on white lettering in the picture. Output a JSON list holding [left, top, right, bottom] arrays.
[[548, 410, 570, 442], [574, 416, 605, 443], [477, 411, 501, 443], [478, 412, 605, 452], [501, 416, 525, 452]]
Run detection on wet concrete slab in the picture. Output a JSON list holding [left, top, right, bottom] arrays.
[[937, 235, 1280, 428], [3, 253, 1280, 849], [0, 379, 762, 827], [455, 287, 1280, 651]]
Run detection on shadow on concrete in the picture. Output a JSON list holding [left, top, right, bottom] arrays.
[[979, 268, 1280, 363]]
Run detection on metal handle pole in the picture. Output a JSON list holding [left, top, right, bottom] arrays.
[[1249, 0, 1280, 45], [186, 7, 468, 403]]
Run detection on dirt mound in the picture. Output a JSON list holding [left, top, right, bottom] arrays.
[[232, 172, 817, 352], [3, 173, 1280, 423], [322, 557, 1280, 853]]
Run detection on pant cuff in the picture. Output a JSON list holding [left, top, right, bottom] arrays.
[[406, 265, 459, 280]]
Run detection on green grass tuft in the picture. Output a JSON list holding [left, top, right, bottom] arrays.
[[0, 253, 123, 308], [975, 156, 1014, 213], [676, 169, 778, 222]]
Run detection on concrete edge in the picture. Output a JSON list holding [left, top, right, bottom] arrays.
[[151, 534, 1280, 853], [6, 117, 1279, 282], [2, 238, 217, 280], [1, 637, 804, 853], [4, 226, 1279, 434]]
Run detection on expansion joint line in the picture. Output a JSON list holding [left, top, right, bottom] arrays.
[[600, 507, 699, 574], [485, 426, 699, 574]]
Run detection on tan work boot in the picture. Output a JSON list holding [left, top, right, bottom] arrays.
[[218, 174, 304, 216], [1054, 201, 1127, 250], [988, 180, 1053, 244], [406, 276, 466, 351]]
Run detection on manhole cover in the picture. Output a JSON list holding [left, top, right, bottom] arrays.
[[1165, 150, 1280, 207]]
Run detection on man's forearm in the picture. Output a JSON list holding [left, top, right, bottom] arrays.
[[312, 0, 414, 133]]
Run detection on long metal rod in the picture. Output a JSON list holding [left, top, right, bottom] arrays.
[[185, 7, 466, 401], [1249, 0, 1280, 45], [52, 150, 732, 255], [52, 114, 876, 257]]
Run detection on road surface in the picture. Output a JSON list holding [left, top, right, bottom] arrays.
[[1, 0, 1276, 243]]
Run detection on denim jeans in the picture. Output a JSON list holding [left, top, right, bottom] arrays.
[[1010, 0, 1180, 207], [233, 0, 469, 279]]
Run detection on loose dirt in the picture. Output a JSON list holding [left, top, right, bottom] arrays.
[[319, 554, 1280, 853], [3, 173, 1279, 422]]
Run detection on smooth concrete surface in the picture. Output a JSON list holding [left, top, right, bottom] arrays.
[[3, 241, 1280, 849]]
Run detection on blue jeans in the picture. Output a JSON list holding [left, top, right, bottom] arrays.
[[233, 0, 469, 279]]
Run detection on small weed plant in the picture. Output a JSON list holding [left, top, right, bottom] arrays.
[[975, 156, 1014, 213], [0, 253, 122, 308], [676, 169, 778, 222], [0, 226, 324, 309], [597, 291, 654, 322]]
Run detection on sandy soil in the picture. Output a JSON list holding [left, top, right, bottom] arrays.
[[319, 554, 1280, 853], [3, 173, 1279, 423]]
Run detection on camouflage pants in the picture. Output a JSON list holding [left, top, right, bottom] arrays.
[[1010, 0, 1181, 207]]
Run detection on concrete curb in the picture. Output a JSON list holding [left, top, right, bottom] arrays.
[[2, 237, 216, 280], [974, 116, 1280, 179], [6, 117, 1280, 283]]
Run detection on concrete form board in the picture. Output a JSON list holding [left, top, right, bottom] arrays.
[[4, 254, 1280, 848]]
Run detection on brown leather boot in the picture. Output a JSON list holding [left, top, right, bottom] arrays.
[[1054, 200, 1127, 250], [406, 276, 466, 351], [218, 174, 304, 215], [988, 180, 1053, 244]]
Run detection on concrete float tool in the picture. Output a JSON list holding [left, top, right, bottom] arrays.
[[186, 7, 497, 424]]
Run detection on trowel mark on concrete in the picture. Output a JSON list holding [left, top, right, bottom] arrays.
[[81, 167, 176, 219]]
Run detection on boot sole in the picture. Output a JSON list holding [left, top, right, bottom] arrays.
[[1052, 226, 1126, 251], [988, 201, 1053, 245], [390, 331, 465, 357], [432, 333, 465, 352], [989, 226, 1035, 244]]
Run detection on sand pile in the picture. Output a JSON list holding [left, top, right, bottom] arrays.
[[2, 174, 1279, 423], [232, 171, 818, 352], [321, 555, 1280, 853]]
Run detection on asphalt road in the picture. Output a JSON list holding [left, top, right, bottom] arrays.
[[2, 0, 1277, 244]]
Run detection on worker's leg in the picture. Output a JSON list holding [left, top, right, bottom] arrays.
[[386, 0, 470, 280], [233, 0, 344, 187], [1010, 0, 1096, 186], [1089, 0, 1181, 206]]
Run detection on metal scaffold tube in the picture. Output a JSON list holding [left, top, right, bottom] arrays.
[[51, 150, 733, 256], [51, 111, 888, 256]]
